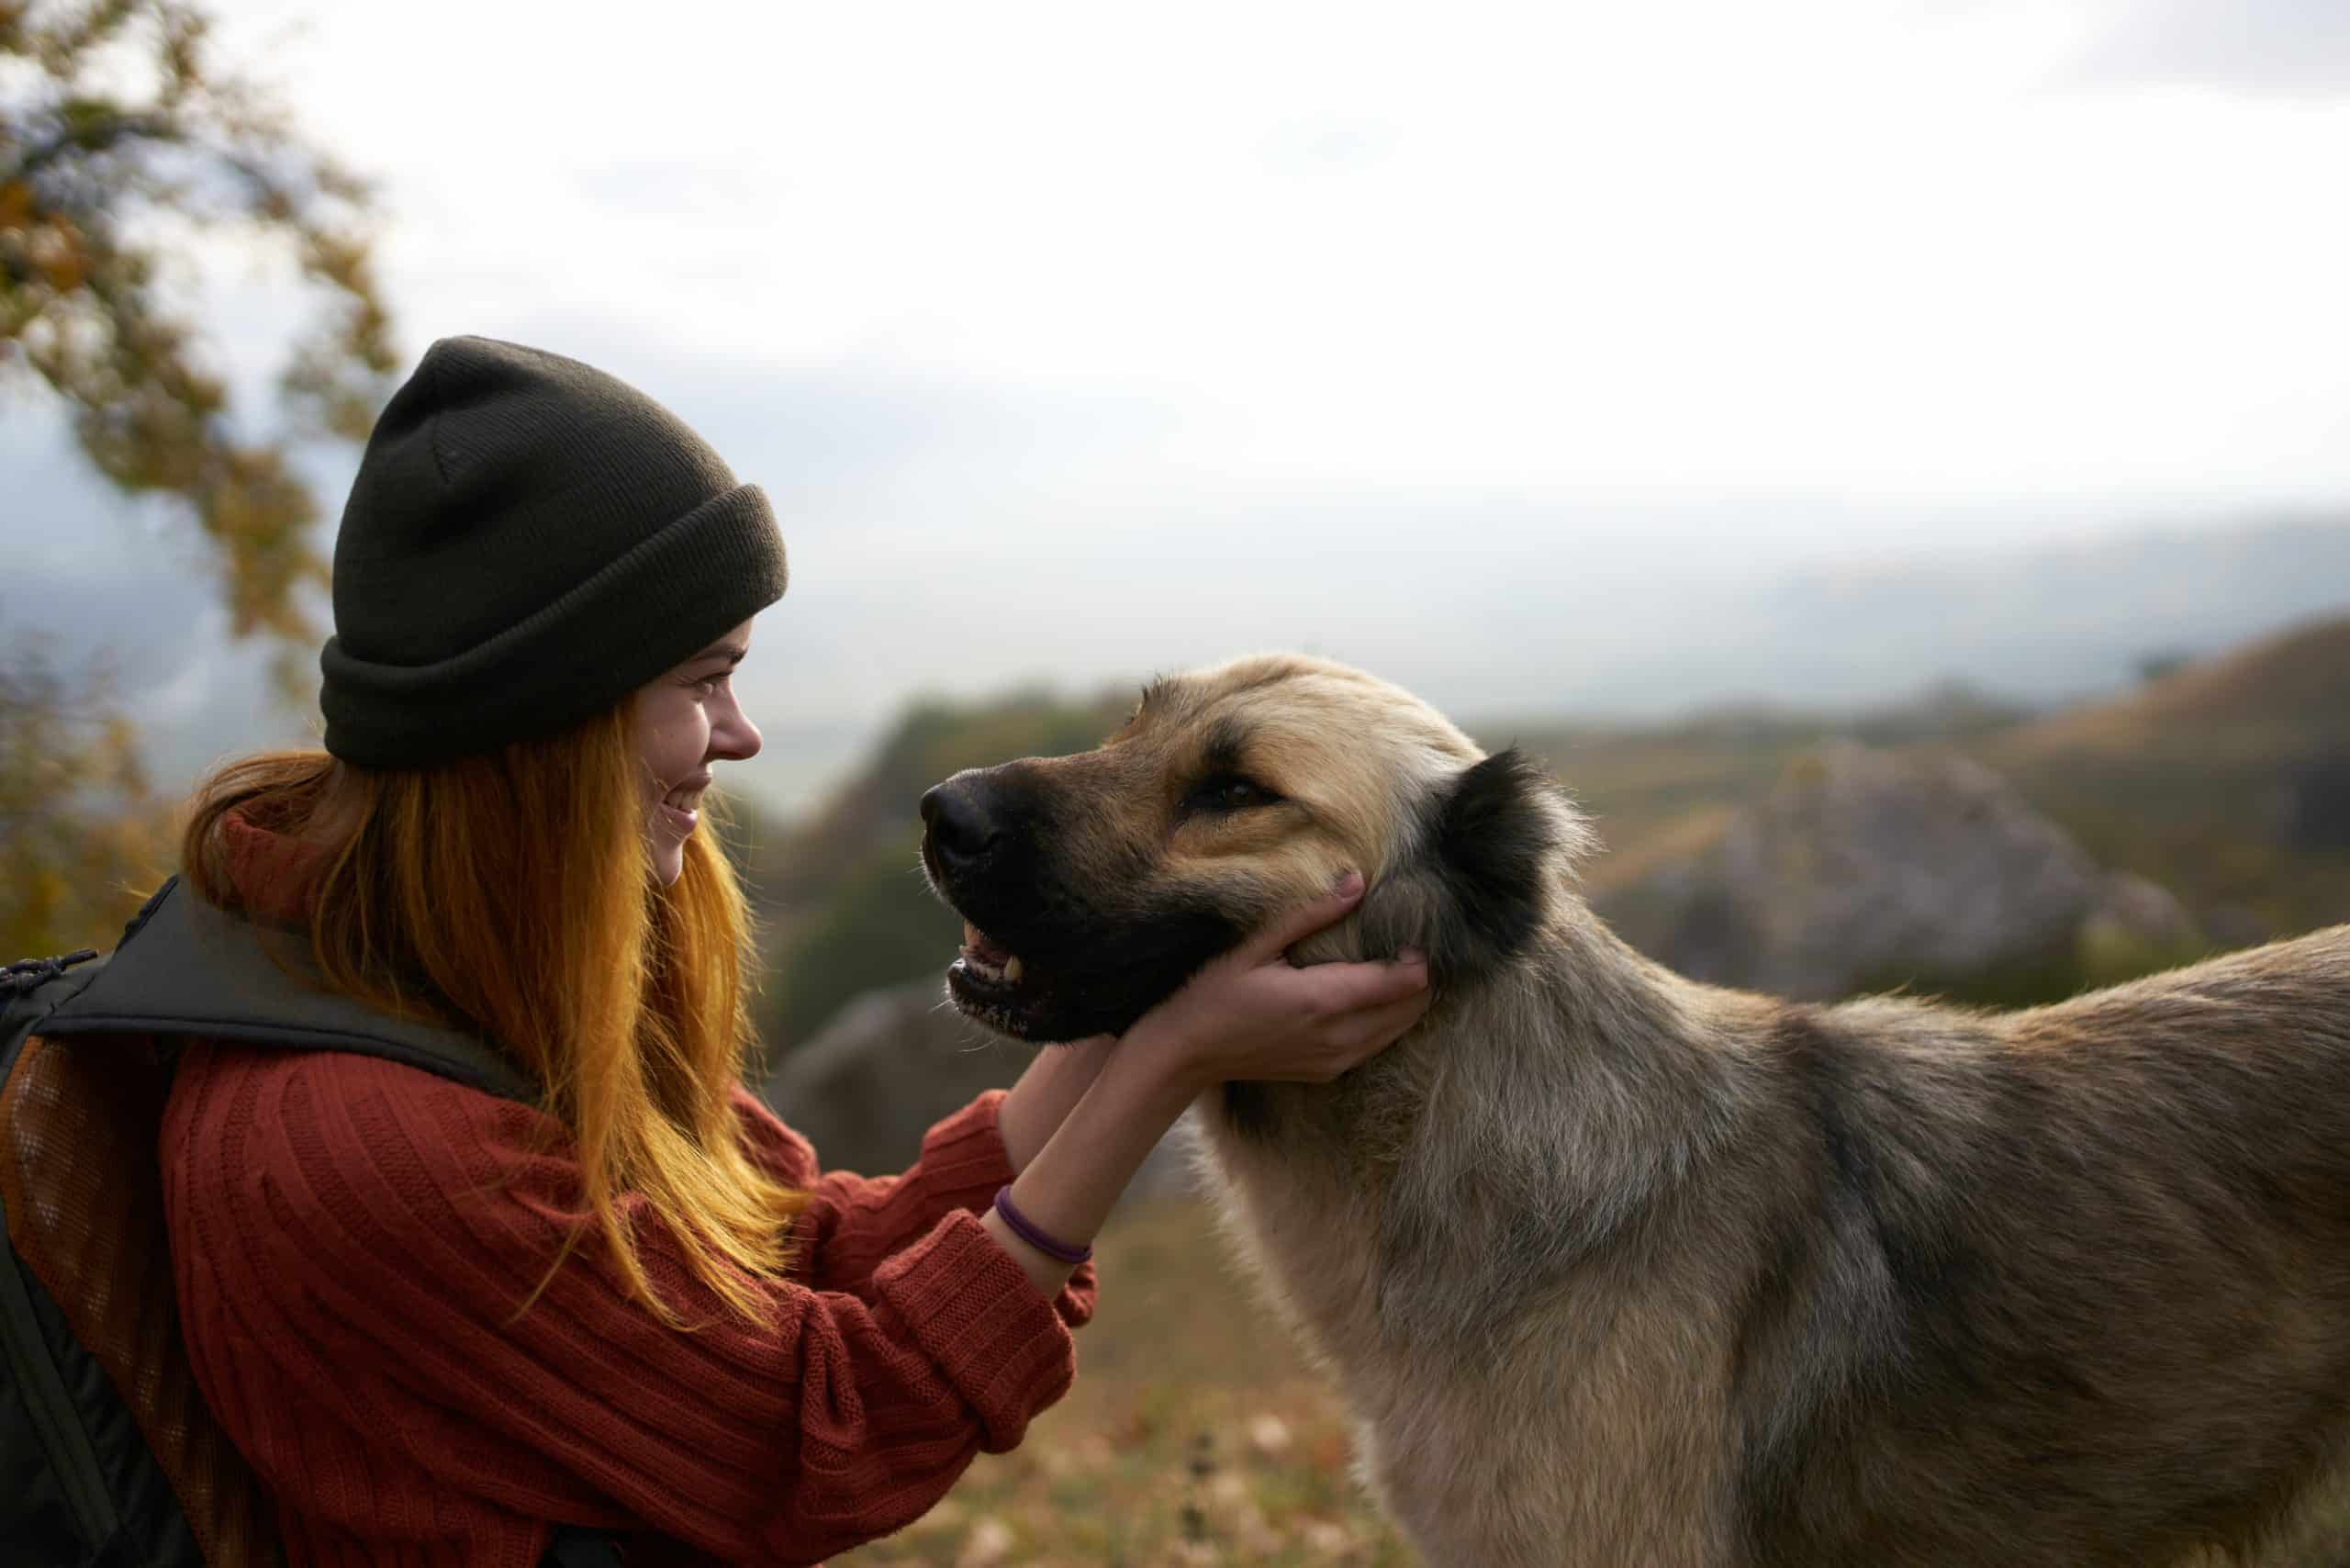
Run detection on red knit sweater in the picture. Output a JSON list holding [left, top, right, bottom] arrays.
[[157, 814, 1093, 1565]]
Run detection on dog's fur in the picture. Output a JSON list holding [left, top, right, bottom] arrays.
[[920, 653, 2350, 1567]]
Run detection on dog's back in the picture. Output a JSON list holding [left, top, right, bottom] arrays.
[[1735, 924, 2350, 1566]]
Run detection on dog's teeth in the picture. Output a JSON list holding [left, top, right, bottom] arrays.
[[1004, 956, 1024, 984]]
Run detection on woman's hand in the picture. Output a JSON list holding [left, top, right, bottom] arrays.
[[1123, 873, 1430, 1097], [981, 873, 1430, 1300]]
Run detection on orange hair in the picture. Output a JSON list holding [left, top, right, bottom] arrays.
[[180, 700, 806, 1327]]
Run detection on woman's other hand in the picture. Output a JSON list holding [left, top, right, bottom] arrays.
[[981, 876, 1427, 1299], [1125, 873, 1430, 1094]]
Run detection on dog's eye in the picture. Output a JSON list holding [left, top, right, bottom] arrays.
[[1191, 775, 1282, 812]]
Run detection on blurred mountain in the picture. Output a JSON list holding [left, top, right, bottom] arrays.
[[1975, 614, 2350, 940], [1642, 515, 2350, 713]]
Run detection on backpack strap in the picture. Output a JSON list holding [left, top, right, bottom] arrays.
[[36, 877, 541, 1104], [4, 885, 635, 1567]]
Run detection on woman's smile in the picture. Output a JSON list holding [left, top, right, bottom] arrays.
[[660, 771, 713, 833]]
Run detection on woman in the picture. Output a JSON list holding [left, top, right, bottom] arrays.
[[161, 336, 1431, 1564]]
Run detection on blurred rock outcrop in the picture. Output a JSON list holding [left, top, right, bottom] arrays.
[[1595, 743, 2203, 1002], [762, 977, 1194, 1196]]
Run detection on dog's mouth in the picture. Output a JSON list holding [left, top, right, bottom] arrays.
[[947, 918, 1054, 1033], [923, 780, 1248, 1043], [954, 920, 1027, 989]]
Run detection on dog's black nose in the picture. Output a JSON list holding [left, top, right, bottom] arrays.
[[921, 778, 1002, 868]]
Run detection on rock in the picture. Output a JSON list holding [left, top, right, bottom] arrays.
[[1247, 1412, 1294, 1460], [2088, 872, 2202, 953], [2199, 902, 2272, 952], [762, 978, 1024, 1174], [2282, 749, 2350, 851], [1296, 1518, 1360, 1557], [1597, 743, 2200, 1001], [761, 975, 1197, 1199], [955, 1516, 1013, 1568]]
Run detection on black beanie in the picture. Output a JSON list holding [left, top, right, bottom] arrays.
[[319, 336, 788, 767]]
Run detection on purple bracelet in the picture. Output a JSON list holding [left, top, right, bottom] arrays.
[[992, 1185, 1094, 1266]]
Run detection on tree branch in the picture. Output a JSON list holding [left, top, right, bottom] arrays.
[[3, 109, 181, 185]]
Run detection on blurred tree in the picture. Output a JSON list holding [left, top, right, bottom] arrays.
[[1, 0, 397, 957], [1, 0, 397, 689], [0, 647, 169, 958]]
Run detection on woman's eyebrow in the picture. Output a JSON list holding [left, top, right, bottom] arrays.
[[696, 641, 750, 666]]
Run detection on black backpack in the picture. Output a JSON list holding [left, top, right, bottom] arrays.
[[0, 877, 621, 1566]]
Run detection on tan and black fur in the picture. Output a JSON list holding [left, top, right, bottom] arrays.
[[918, 653, 2350, 1567]]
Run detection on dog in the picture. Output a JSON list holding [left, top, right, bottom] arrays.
[[918, 652, 2350, 1567]]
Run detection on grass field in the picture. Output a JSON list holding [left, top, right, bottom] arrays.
[[835, 1197, 1413, 1566]]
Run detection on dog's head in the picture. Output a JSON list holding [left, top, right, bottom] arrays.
[[919, 654, 1594, 1043]]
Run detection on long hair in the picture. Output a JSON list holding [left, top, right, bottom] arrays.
[[180, 700, 806, 1327]]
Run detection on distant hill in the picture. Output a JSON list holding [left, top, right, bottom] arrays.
[[1974, 614, 2350, 939], [1985, 613, 2350, 764]]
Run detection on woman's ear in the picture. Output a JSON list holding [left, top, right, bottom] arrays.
[[1358, 748, 1572, 984]]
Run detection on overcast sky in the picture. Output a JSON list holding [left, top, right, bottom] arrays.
[[6, 0, 2349, 809]]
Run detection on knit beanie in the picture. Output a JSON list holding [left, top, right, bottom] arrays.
[[319, 336, 788, 767]]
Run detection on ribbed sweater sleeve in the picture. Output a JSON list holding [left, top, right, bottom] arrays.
[[162, 1044, 1084, 1566], [733, 1086, 1096, 1327]]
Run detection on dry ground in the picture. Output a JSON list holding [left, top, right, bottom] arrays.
[[834, 1197, 1412, 1566]]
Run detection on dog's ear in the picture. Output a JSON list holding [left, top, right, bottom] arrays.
[[1359, 747, 1573, 984]]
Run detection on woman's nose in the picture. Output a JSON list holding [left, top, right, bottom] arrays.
[[713, 697, 762, 762]]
